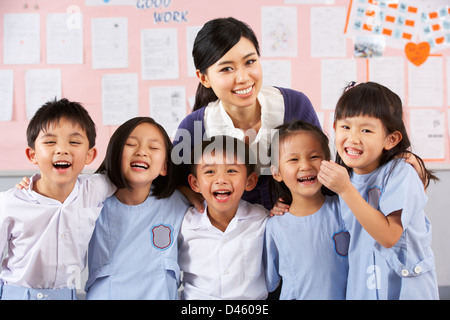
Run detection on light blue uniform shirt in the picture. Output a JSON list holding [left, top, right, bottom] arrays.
[[85, 189, 189, 300], [343, 160, 439, 300], [264, 195, 349, 300]]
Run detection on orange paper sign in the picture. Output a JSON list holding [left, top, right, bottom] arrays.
[[405, 42, 430, 66]]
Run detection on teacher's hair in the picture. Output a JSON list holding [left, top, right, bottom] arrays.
[[192, 17, 260, 111]]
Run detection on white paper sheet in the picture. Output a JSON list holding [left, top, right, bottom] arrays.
[[311, 7, 347, 57], [408, 56, 443, 107], [102, 73, 138, 125], [261, 60, 292, 88], [186, 26, 202, 78], [141, 28, 179, 80], [25, 69, 62, 120], [3, 13, 40, 65], [150, 86, 186, 137], [369, 57, 405, 101], [261, 7, 298, 57], [321, 59, 357, 110], [0, 70, 14, 122], [92, 17, 128, 69], [47, 13, 84, 64], [409, 109, 445, 160]]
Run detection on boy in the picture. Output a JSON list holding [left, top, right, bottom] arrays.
[[0, 98, 115, 300], [178, 135, 269, 300]]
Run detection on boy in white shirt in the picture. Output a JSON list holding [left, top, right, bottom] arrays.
[[0, 98, 115, 300], [178, 135, 269, 300]]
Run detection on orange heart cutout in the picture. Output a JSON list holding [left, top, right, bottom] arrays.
[[405, 42, 430, 66]]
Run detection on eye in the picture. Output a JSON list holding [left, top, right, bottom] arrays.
[[70, 141, 82, 145], [227, 169, 238, 173], [362, 129, 372, 133], [246, 59, 257, 66], [220, 66, 233, 73]]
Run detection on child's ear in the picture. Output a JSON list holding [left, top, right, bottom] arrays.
[[26, 147, 38, 165], [270, 165, 283, 182], [188, 174, 201, 193], [384, 131, 402, 151], [160, 162, 168, 177], [245, 172, 258, 192], [85, 147, 97, 165]]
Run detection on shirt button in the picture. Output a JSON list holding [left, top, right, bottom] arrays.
[[401, 269, 409, 277], [414, 266, 422, 274], [36, 292, 44, 299]]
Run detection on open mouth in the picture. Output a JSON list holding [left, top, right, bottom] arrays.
[[297, 175, 317, 184], [130, 161, 149, 170], [213, 190, 232, 202], [345, 147, 363, 157], [53, 161, 72, 170], [233, 85, 254, 97]]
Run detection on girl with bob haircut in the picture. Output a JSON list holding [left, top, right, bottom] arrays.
[[86, 117, 189, 300], [319, 82, 439, 299]]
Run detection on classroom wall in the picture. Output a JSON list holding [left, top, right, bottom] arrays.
[[1, 0, 449, 298]]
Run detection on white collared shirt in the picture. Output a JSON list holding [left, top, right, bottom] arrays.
[[203, 86, 285, 175], [0, 173, 115, 289], [178, 200, 269, 300]]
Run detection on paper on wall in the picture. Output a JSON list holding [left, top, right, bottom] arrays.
[[102, 73, 138, 125], [261, 60, 292, 88], [369, 57, 404, 101], [0, 70, 14, 122], [408, 56, 443, 107], [321, 59, 357, 110], [150, 86, 186, 137], [262, 6, 298, 57], [92, 17, 128, 69], [25, 69, 62, 120], [3, 13, 40, 65], [311, 7, 347, 57], [141, 28, 179, 80], [47, 13, 84, 64], [409, 109, 445, 160]]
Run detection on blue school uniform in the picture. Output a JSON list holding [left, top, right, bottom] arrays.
[[264, 195, 349, 299], [342, 159, 439, 300], [85, 189, 189, 300]]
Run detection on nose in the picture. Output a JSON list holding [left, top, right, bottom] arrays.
[[298, 159, 312, 171], [214, 172, 229, 185], [235, 67, 250, 83]]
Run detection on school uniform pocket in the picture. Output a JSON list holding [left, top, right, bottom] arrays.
[[243, 235, 264, 278]]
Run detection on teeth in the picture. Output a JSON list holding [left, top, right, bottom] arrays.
[[346, 148, 362, 156], [131, 162, 149, 169], [234, 86, 252, 95], [53, 161, 71, 167], [298, 176, 315, 181]]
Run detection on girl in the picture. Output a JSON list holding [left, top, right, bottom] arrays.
[[85, 117, 189, 300], [173, 17, 320, 213], [318, 82, 439, 300], [265, 120, 349, 300]]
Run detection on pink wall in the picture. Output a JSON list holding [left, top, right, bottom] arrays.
[[1, 0, 449, 172]]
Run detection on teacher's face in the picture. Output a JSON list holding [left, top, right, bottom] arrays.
[[197, 37, 263, 111]]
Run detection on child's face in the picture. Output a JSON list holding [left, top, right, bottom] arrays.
[[188, 151, 257, 218], [26, 117, 96, 189], [334, 115, 401, 174], [272, 131, 325, 200], [121, 122, 167, 189]]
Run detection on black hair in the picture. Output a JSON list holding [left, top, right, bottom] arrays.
[[270, 120, 335, 206], [96, 117, 178, 199], [192, 17, 260, 111], [190, 135, 256, 178], [335, 81, 437, 187], [27, 97, 96, 149]]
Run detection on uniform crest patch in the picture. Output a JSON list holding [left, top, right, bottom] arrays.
[[333, 230, 350, 256], [151, 224, 173, 250]]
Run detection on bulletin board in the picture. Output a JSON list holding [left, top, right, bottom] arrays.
[[1, 0, 449, 174]]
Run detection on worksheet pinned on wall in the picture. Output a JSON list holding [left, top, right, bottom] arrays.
[[102, 73, 138, 125], [408, 56, 443, 107], [141, 28, 179, 80], [369, 57, 405, 101], [25, 69, 62, 120], [321, 59, 357, 110], [3, 13, 40, 65], [0, 70, 13, 122], [92, 17, 128, 69], [150, 86, 186, 137], [47, 13, 84, 65], [261, 6, 298, 57]]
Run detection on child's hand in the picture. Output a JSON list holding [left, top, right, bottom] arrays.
[[15, 176, 31, 190], [178, 185, 205, 213], [397, 152, 427, 187], [318, 160, 352, 195], [269, 198, 289, 216]]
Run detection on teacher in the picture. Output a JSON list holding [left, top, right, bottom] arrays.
[[173, 17, 320, 212]]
